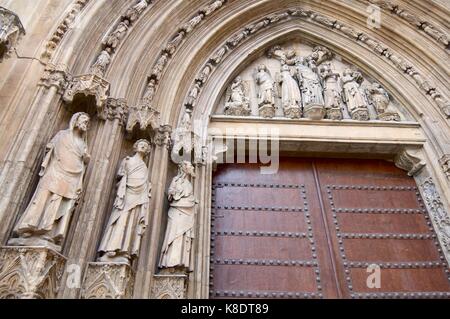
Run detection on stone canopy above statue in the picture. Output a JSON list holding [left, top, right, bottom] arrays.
[[214, 42, 413, 122]]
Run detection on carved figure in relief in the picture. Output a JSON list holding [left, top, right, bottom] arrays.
[[125, 0, 148, 22], [210, 46, 227, 64], [295, 57, 325, 120], [341, 68, 370, 121], [186, 82, 201, 108], [183, 14, 204, 33], [366, 82, 400, 121], [103, 20, 130, 50], [98, 139, 152, 264], [224, 76, 251, 116], [151, 53, 169, 80], [159, 161, 197, 270], [319, 62, 343, 120], [255, 64, 276, 118], [203, 0, 224, 16], [8, 113, 91, 251], [142, 78, 156, 104], [226, 30, 248, 47], [90, 49, 111, 77], [267, 45, 296, 65], [165, 31, 185, 55], [279, 65, 302, 118], [247, 19, 269, 34]]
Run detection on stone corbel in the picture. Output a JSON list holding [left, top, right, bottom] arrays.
[[394, 147, 426, 176], [0, 247, 66, 299], [0, 6, 25, 62], [81, 262, 134, 299], [126, 101, 161, 138], [151, 271, 187, 299], [63, 73, 110, 116]]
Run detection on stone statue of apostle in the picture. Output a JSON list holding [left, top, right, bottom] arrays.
[[98, 139, 152, 264], [8, 112, 91, 252]]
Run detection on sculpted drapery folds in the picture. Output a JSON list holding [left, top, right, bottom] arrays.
[[295, 57, 326, 120], [8, 113, 91, 252], [255, 64, 276, 118], [279, 64, 302, 119], [159, 161, 197, 270], [320, 62, 343, 120], [98, 139, 152, 265], [342, 68, 370, 121], [224, 76, 250, 116]]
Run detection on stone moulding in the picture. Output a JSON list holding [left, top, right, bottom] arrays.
[[0, 6, 25, 62], [81, 262, 134, 299], [63, 73, 110, 115], [151, 272, 187, 299], [0, 247, 66, 299]]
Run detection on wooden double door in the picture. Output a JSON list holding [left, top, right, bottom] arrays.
[[210, 158, 450, 299]]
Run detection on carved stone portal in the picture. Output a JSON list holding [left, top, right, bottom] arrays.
[[0, 6, 25, 62], [63, 74, 110, 116], [151, 272, 187, 299], [0, 247, 66, 299], [81, 262, 134, 299]]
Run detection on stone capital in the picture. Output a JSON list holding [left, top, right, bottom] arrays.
[[99, 98, 128, 126], [38, 63, 70, 95]]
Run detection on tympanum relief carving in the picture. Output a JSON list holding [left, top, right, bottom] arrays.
[[214, 43, 410, 122]]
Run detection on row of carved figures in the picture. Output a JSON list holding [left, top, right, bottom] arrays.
[[7, 112, 196, 271], [223, 45, 401, 122]]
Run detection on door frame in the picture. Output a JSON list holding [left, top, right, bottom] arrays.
[[187, 117, 450, 299]]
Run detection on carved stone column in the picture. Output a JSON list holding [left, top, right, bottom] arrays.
[[0, 247, 66, 299], [58, 98, 127, 298], [0, 6, 25, 62], [81, 262, 134, 299], [0, 64, 69, 245], [133, 125, 172, 298]]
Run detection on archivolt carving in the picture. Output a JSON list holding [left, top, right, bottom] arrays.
[[41, 0, 90, 60], [439, 155, 450, 179], [366, 0, 449, 48], [182, 8, 449, 119], [0, 247, 66, 299]]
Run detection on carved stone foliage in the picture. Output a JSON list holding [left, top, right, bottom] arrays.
[[38, 63, 70, 95], [439, 155, 450, 179], [63, 73, 110, 115], [81, 263, 134, 299], [0, 6, 25, 62], [421, 178, 450, 259], [214, 42, 408, 121], [41, 0, 90, 60], [151, 273, 187, 299], [99, 98, 128, 125], [0, 247, 66, 299], [394, 148, 426, 176]]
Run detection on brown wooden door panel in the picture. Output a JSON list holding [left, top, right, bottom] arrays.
[[210, 158, 450, 299]]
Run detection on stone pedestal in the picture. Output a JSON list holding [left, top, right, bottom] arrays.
[[0, 247, 66, 299], [151, 271, 187, 299], [81, 262, 134, 299]]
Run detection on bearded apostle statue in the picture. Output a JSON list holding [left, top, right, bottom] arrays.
[[8, 112, 91, 252], [159, 161, 197, 270], [98, 139, 152, 264]]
